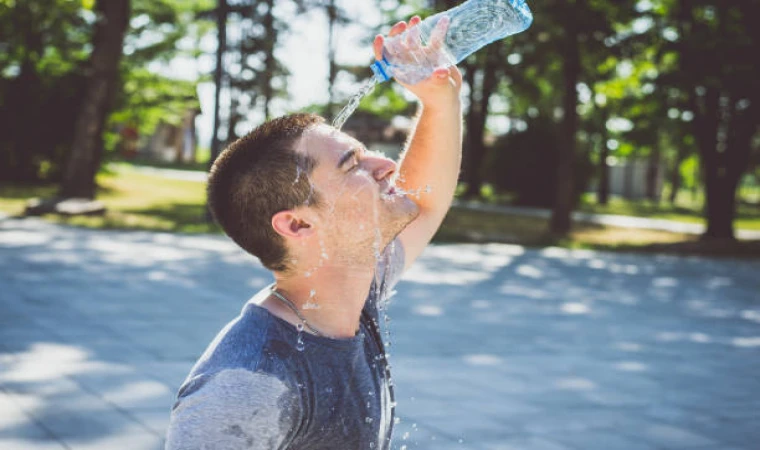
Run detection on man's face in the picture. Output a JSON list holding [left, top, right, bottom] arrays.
[[296, 125, 419, 257]]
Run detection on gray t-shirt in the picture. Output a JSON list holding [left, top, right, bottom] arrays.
[[166, 241, 404, 450]]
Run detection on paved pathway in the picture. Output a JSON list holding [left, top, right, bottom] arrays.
[[1, 216, 759, 449]]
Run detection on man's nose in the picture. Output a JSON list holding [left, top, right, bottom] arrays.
[[370, 156, 397, 180]]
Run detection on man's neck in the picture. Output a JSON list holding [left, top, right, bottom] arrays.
[[264, 263, 377, 339]]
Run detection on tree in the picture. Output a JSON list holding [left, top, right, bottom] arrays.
[[654, 0, 760, 239], [209, 0, 227, 166], [0, 0, 91, 183], [60, 0, 130, 199]]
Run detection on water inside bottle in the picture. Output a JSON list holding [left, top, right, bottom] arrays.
[[332, 77, 378, 130]]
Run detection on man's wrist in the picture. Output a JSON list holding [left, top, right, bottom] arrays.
[[417, 98, 462, 116]]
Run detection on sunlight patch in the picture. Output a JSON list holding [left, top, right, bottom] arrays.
[[413, 305, 443, 317], [561, 302, 591, 315], [615, 361, 648, 372], [516, 264, 543, 279], [732, 337, 760, 348], [463, 354, 502, 366]]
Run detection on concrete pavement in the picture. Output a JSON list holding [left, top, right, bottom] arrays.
[[1, 216, 759, 449]]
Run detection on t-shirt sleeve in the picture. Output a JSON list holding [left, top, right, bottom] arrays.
[[165, 369, 300, 450]]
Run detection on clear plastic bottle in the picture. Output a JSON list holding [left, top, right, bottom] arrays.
[[370, 0, 533, 85]]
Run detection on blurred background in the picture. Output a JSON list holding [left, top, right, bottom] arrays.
[[0, 0, 758, 252], [1, 2, 760, 450]]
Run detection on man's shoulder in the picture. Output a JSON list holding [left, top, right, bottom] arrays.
[[184, 300, 292, 386], [166, 367, 302, 449]]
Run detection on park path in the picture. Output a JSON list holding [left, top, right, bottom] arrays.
[[1, 215, 759, 449]]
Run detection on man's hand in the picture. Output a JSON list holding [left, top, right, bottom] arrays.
[[373, 16, 463, 110]]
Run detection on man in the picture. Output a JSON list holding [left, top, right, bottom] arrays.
[[166, 16, 462, 450]]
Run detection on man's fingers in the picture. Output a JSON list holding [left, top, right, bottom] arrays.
[[450, 66, 463, 88], [389, 21, 407, 37], [429, 16, 450, 49], [373, 35, 384, 61]]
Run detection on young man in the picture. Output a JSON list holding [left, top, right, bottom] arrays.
[[166, 16, 462, 450]]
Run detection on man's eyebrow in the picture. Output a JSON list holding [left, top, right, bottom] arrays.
[[337, 147, 360, 169]]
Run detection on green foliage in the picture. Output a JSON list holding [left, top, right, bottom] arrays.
[[0, 0, 213, 183]]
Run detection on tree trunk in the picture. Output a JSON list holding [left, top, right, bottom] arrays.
[[646, 144, 661, 203], [702, 167, 739, 240], [550, 2, 580, 235], [668, 146, 686, 204], [209, 0, 227, 168], [206, 0, 227, 222], [694, 88, 756, 240], [597, 107, 610, 205], [261, 0, 275, 120], [462, 44, 500, 199], [60, 0, 129, 199]]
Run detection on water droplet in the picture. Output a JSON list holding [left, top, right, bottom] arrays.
[[393, 416, 400, 424], [402, 432, 410, 440], [365, 417, 373, 424], [292, 165, 302, 185], [295, 326, 305, 352], [400, 446, 407, 450], [369, 443, 375, 449]]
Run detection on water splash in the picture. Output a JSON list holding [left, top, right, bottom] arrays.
[[295, 323, 305, 352], [303, 289, 320, 310], [332, 78, 378, 130]]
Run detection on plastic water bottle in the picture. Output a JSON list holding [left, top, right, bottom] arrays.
[[370, 0, 533, 85]]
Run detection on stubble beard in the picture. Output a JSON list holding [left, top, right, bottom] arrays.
[[327, 198, 419, 267]]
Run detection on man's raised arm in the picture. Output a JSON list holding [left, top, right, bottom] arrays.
[[373, 16, 464, 270]]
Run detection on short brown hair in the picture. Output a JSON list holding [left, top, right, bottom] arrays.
[[207, 113, 324, 272]]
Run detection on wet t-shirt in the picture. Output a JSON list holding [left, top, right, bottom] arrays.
[[165, 241, 404, 450]]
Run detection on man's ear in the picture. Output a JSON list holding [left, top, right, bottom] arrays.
[[271, 210, 314, 239]]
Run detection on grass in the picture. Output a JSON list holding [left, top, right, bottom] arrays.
[[1, 167, 758, 257], [0, 171, 220, 234], [439, 206, 695, 248]]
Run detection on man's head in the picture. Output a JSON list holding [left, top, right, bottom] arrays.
[[208, 114, 323, 272], [208, 113, 419, 274]]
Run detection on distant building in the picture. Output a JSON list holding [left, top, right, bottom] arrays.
[[141, 108, 201, 164], [606, 158, 664, 200]]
